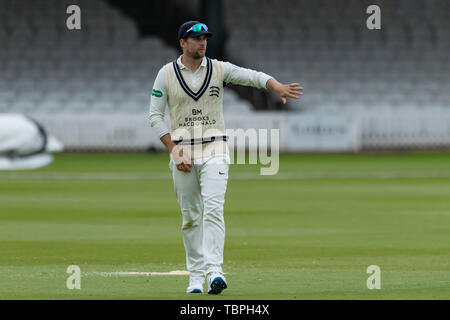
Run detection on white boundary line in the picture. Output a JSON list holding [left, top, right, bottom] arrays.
[[87, 270, 190, 277], [85, 270, 230, 277]]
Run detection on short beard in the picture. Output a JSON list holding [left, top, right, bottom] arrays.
[[186, 49, 204, 60]]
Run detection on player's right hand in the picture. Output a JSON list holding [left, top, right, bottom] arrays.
[[171, 145, 192, 173]]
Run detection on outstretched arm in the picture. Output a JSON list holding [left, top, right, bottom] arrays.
[[266, 78, 304, 105], [222, 62, 303, 104]]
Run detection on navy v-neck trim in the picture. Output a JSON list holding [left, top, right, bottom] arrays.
[[173, 57, 213, 101]]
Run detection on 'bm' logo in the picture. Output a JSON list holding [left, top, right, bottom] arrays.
[[209, 86, 220, 97]]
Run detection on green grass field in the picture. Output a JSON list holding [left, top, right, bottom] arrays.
[[0, 152, 449, 299]]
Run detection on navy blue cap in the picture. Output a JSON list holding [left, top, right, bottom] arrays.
[[178, 20, 212, 40]]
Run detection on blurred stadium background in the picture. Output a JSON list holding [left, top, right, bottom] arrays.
[[1, 0, 449, 300], [1, 0, 450, 151]]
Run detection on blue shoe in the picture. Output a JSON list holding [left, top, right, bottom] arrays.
[[188, 288, 202, 293], [207, 272, 227, 295]]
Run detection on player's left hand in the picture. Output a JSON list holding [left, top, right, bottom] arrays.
[[275, 83, 304, 104], [267, 78, 304, 104]]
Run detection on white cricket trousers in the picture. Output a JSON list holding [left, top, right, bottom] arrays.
[[169, 153, 230, 278]]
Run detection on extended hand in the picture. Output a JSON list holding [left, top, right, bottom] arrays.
[[267, 79, 304, 104]]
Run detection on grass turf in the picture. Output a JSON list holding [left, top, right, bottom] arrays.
[[0, 152, 449, 299]]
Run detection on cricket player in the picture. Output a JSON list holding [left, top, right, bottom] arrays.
[[148, 21, 303, 294]]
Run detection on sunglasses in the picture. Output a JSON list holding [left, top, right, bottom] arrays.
[[182, 23, 208, 39]]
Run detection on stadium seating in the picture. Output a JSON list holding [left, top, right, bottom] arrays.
[[223, 0, 449, 111], [1, 0, 448, 116], [1, 0, 252, 115]]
